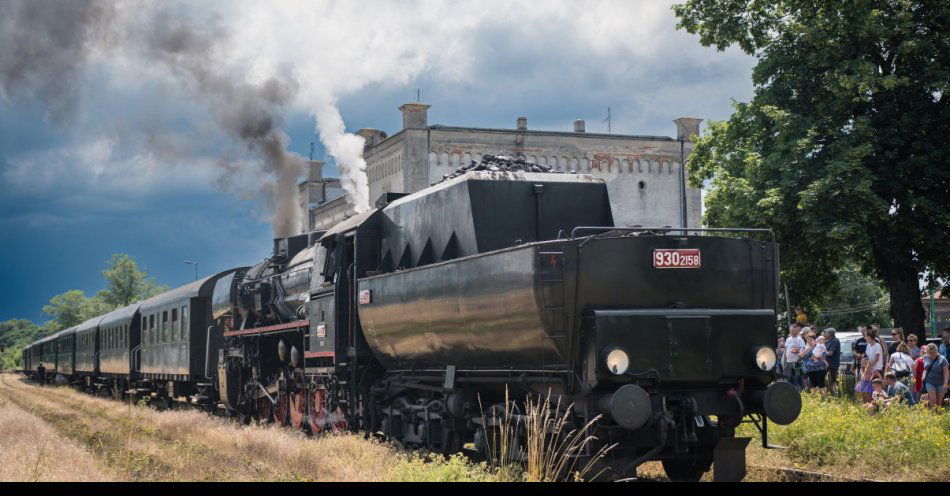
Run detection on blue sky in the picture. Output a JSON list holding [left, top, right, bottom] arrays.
[[0, 1, 755, 322]]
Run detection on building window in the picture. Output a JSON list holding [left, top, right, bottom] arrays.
[[621, 159, 630, 173], [451, 153, 460, 168], [439, 152, 449, 167]]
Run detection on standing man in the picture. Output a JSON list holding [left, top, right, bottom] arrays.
[[824, 328, 841, 396], [784, 323, 806, 391]]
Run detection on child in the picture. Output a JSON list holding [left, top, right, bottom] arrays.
[[813, 335, 828, 367], [865, 378, 889, 414]]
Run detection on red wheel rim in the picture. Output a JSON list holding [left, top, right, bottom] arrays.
[[308, 388, 326, 434], [290, 390, 306, 430], [328, 406, 348, 433], [273, 391, 290, 426]]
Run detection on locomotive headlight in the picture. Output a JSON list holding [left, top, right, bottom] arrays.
[[605, 348, 630, 375], [754, 346, 777, 371]]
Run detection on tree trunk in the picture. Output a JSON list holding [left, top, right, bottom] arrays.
[[870, 241, 926, 332]]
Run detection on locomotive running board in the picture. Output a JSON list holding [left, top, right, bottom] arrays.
[[223, 320, 309, 337]]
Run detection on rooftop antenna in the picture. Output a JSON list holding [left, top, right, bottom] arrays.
[[309, 142, 315, 160], [416, 88, 422, 102], [602, 106, 612, 133]]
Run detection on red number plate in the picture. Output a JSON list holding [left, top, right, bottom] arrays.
[[358, 289, 372, 304], [653, 249, 701, 269]]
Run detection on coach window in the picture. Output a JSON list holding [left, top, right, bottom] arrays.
[[172, 308, 179, 340], [181, 305, 189, 337]]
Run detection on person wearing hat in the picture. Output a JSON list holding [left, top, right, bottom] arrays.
[[823, 328, 841, 396]]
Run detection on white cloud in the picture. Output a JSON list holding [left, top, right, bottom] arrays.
[[2, 0, 753, 203]]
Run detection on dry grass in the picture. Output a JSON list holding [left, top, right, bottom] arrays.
[[0, 373, 499, 482], [0, 389, 113, 481]]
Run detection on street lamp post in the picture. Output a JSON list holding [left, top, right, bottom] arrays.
[[183, 260, 198, 281]]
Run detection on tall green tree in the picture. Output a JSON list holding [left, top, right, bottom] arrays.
[[41, 290, 104, 330], [96, 253, 167, 307], [0, 319, 42, 369], [816, 265, 893, 331], [674, 0, 950, 331]]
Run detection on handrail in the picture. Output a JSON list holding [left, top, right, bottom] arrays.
[[569, 226, 775, 244]]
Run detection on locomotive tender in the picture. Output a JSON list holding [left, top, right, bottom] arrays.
[[22, 167, 801, 481]]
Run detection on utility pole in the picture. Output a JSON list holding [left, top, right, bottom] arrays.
[[601, 107, 612, 133], [183, 260, 198, 281]]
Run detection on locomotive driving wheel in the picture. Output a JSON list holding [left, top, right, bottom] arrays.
[[307, 387, 326, 434], [290, 389, 307, 431], [273, 391, 290, 426], [257, 395, 273, 423]]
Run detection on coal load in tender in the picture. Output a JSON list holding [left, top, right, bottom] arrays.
[[439, 154, 563, 183]]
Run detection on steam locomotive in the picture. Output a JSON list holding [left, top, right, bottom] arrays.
[[21, 167, 801, 481]]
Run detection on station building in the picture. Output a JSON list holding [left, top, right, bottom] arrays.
[[300, 103, 703, 232]]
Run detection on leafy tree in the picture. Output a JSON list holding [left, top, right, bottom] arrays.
[[674, 0, 950, 332], [0, 319, 42, 369], [815, 266, 893, 332], [41, 290, 100, 330], [96, 253, 167, 307]]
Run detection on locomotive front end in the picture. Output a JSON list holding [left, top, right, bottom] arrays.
[[573, 228, 800, 480]]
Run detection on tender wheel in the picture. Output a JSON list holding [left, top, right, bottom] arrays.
[[661, 455, 713, 482]]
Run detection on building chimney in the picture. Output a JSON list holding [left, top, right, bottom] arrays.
[[399, 103, 431, 130], [356, 128, 387, 148], [516, 116, 527, 131], [307, 160, 324, 181], [573, 118, 585, 133], [673, 117, 703, 141]]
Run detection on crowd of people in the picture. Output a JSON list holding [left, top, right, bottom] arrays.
[[776, 321, 950, 413]]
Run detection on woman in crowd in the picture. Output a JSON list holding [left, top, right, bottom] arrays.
[[856, 327, 883, 402], [887, 342, 915, 389], [920, 343, 949, 410], [801, 333, 828, 400]]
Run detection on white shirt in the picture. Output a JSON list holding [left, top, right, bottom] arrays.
[[785, 335, 805, 363], [865, 342, 883, 371], [890, 352, 914, 371], [813, 343, 827, 358]]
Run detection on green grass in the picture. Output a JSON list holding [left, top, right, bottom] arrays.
[[738, 394, 950, 481], [390, 453, 515, 482]]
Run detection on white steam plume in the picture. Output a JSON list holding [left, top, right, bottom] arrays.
[[314, 102, 370, 213]]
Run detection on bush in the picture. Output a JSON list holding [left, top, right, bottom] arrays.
[[742, 394, 950, 481]]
